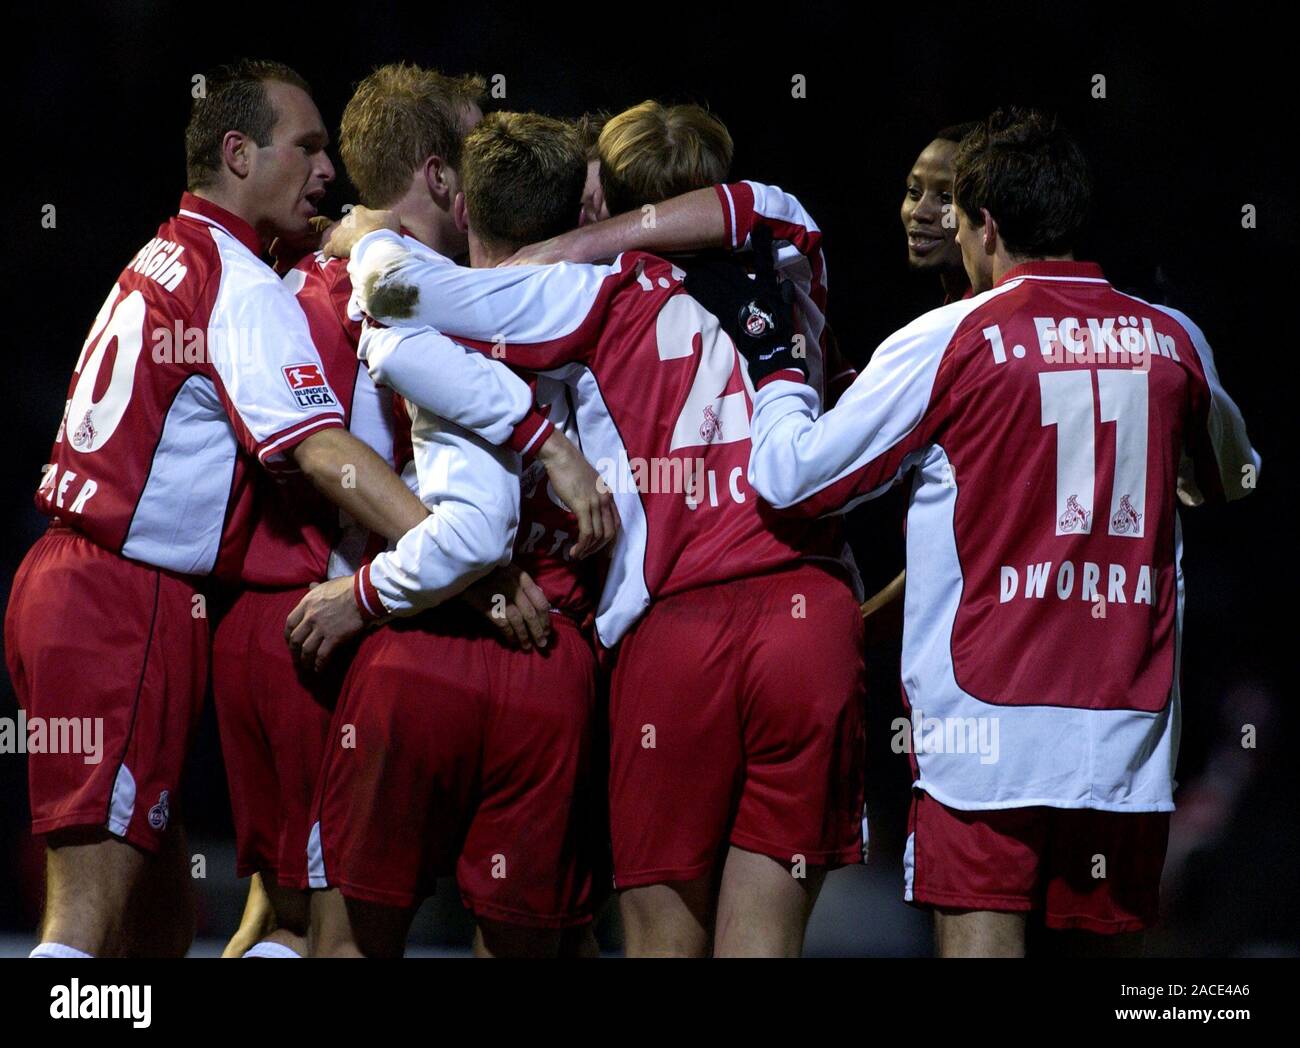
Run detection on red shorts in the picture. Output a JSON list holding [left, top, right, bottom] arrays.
[[309, 609, 597, 928], [608, 562, 866, 889], [212, 586, 342, 889], [3, 525, 207, 853], [905, 789, 1171, 933]]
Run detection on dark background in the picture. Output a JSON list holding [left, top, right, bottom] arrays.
[[2, 1, 1294, 954]]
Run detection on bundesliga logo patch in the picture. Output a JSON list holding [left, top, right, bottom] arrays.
[[282, 363, 338, 409]]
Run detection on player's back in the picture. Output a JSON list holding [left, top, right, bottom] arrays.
[[917, 263, 1222, 714], [37, 195, 344, 581], [579, 252, 848, 631]]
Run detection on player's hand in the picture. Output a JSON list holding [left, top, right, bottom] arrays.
[[284, 576, 365, 672], [535, 429, 619, 558], [460, 565, 553, 650], [683, 226, 802, 384], [322, 206, 400, 260]]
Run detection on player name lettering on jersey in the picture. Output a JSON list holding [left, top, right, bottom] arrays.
[[981, 315, 1181, 370], [999, 560, 1156, 605], [37, 464, 97, 515], [128, 237, 188, 292], [595, 452, 748, 509]]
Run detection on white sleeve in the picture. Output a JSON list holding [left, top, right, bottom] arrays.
[[207, 253, 345, 468], [748, 301, 974, 516], [1155, 305, 1260, 503], [359, 323, 539, 450], [348, 229, 612, 353], [357, 408, 521, 617]]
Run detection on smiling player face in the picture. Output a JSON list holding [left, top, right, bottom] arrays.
[[900, 138, 963, 273], [248, 80, 335, 240]]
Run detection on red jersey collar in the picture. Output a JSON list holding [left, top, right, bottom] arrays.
[[996, 259, 1106, 287], [178, 192, 264, 257]]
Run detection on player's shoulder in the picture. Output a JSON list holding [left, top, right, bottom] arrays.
[[881, 285, 1015, 359], [1106, 287, 1208, 348], [113, 213, 224, 317], [284, 251, 351, 297]]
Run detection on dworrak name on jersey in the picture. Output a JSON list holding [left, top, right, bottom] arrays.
[[1000, 560, 1157, 606]]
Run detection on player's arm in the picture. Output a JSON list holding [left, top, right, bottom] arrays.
[[747, 323, 953, 517], [290, 427, 429, 542], [287, 430, 521, 671], [686, 251, 956, 517], [500, 181, 822, 278], [327, 214, 615, 370], [360, 322, 616, 558], [1163, 308, 1260, 505]]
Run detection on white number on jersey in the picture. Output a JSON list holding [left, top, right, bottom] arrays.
[[657, 294, 755, 452], [61, 285, 147, 453], [1039, 368, 1149, 537]]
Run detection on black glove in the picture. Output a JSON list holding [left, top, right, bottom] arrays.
[[682, 226, 804, 384]]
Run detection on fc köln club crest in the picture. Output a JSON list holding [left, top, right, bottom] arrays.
[[1111, 494, 1143, 534], [699, 405, 723, 443], [71, 410, 96, 450], [1058, 494, 1092, 533]]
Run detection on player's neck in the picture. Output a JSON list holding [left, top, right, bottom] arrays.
[[468, 235, 516, 269], [992, 249, 1075, 284], [387, 188, 461, 257], [189, 186, 269, 249]]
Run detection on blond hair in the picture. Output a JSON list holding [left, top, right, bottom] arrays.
[[597, 100, 733, 215], [340, 63, 486, 207]]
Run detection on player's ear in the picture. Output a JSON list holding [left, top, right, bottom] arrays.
[[222, 130, 252, 179], [453, 191, 469, 235], [980, 208, 998, 254], [423, 154, 453, 210]]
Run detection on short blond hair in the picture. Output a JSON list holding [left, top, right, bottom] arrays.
[[597, 100, 733, 215], [340, 63, 486, 207], [461, 112, 586, 249]]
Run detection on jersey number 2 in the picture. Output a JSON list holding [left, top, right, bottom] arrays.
[[655, 293, 755, 452]]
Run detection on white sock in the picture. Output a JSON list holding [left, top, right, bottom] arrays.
[[30, 942, 93, 959], [242, 941, 302, 959]]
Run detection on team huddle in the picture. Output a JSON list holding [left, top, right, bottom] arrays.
[[4, 59, 1258, 958]]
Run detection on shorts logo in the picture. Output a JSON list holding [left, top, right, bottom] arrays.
[[72, 410, 96, 450], [282, 363, 337, 409], [147, 790, 170, 831]]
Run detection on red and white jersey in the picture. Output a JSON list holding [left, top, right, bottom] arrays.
[[748, 260, 1260, 812], [348, 184, 857, 647], [241, 249, 553, 593], [36, 193, 346, 580]]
